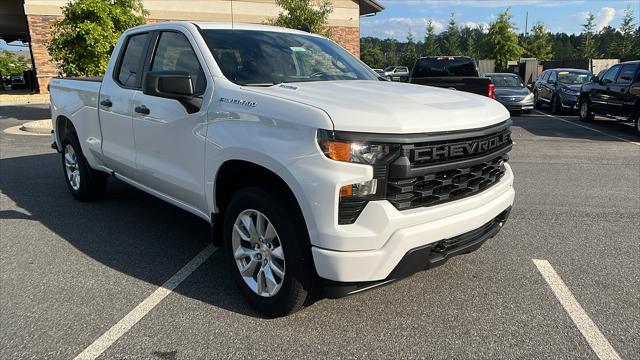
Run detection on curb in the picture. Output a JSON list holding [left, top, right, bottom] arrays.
[[20, 119, 53, 134]]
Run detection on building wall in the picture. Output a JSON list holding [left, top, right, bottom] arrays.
[[24, 0, 361, 93]]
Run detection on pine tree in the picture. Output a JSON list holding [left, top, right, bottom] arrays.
[[443, 13, 460, 55], [423, 19, 440, 56], [580, 12, 597, 58], [526, 22, 552, 61], [618, 5, 636, 60], [487, 9, 522, 71], [360, 40, 383, 68], [401, 31, 417, 67]]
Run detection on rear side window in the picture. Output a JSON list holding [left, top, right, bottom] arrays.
[[412, 57, 478, 77], [116, 33, 149, 88], [615, 64, 638, 84], [151, 31, 206, 95], [602, 65, 620, 84], [549, 71, 557, 82]]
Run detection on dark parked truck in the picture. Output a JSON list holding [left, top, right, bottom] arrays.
[[409, 56, 494, 98], [579, 60, 640, 136]]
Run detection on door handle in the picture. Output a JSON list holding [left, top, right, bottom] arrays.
[[134, 105, 150, 115], [100, 99, 112, 107]]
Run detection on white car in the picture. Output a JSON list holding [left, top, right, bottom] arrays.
[[50, 22, 514, 317]]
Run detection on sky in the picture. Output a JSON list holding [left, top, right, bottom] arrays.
[[361, 0, 640, 40]]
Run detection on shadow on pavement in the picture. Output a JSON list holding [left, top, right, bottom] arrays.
[[0, 152, 264, 318], [512, 109, 638, 142], [0, 105, 50, 121]]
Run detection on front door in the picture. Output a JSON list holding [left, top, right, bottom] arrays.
[[607, 63, 638, 116], [593, 65, 621, 114], [132, 30, 211, 211]]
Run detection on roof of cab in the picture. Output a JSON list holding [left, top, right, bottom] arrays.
[[128, 21, 322, 37]]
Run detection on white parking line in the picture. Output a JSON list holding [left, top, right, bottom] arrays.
[[533, 110, 640, 146], [74, 244, 217, 360], [533, 259, 622, 360]]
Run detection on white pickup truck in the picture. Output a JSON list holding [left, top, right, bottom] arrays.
[[50, 22, 514, 317]]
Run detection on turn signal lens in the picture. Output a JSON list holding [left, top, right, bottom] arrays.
[[319, 140, 351, 162], [339, 185, 353, 198]]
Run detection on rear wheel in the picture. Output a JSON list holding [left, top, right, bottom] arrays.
[[634, 112, 640, 137], [223, 187, 312, 317], [579, 99, 595, 122], [61, 134, 108, 201]]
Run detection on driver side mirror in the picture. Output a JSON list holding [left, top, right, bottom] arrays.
[[526, 84, 533, 90], [143, 71, 194, 99], [591, 76, 599, 83], [143, 71, 200, 113]]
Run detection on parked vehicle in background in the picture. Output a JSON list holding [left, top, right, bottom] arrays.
[[49, 22, 515, 317], [372, 68, 385, 77], [383, 66, 409, 81], [483, 73, 534, 113], [579, 60, 640, 136], [533, 68, 592, 114], [410, 56, 494, 98]]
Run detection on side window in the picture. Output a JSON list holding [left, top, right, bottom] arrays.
[[542, 71, 550, 81], [615, 64, 638, 84], [151, 32, 206, 95], [549, 71, 557, 82], [116, 33, 149, 88], [602, 65, 620, 84]]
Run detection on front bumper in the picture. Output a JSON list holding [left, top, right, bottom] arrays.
[[497, 99, 534, 111], [322, 207, 511, 297], [559, 93, 579, 109], [311, 164, 514, 282]]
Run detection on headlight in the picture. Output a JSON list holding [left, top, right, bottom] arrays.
[[317, 129, 400, 224], [524, 93, 534, 101]]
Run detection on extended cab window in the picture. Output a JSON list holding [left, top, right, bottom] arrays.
[[117, 33, 149, 87], [602, 65, 620, 84], [151, 32, 206, 95], [615, 64, 638, 84], [200, 29, 376, 86]]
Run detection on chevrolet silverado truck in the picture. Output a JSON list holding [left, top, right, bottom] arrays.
[[409, 56, 495, 98], [50, 22, 515, 317]]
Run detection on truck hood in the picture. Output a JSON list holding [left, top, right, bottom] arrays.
[[246, 80, 509, 133]]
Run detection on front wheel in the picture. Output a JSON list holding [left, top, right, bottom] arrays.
[[533, 91, 541, 108], [579, 99, 595, 122], [61, 135, 107, 201], [550, 94, 562, 114], [223, 187, 312, 317]]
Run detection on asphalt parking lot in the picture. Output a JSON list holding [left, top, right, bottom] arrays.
[[1, 104, 638, 359]]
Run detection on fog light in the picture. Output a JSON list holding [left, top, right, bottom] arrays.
[[340, 179, 378, 199]]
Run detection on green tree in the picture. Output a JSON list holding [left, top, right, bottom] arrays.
[[401, 31, 417, 67], [618, 5, 636, 60], [596, 26, 621, 58], [580, 12, 597, 58], [487, 9, 522, 71], [526, 22, 552, 60], [266, 0, 333, 36], [0, 50, 30, 76], [423, 19, 440, 56], [47, 0, 146, 77], [360, 40, 383, 68], [443, 13, 460, 54], [385, 39, 398, 66]]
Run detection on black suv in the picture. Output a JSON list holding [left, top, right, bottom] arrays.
[[533, 68, 592, 113], [579, 60, 640, 136]]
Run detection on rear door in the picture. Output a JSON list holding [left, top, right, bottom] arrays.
[[608, 63, 638, 116], [99, 31, 151, 175], [131, 29, 211, 211]]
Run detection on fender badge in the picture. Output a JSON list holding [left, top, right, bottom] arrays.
[[219, 97, 257, 108]]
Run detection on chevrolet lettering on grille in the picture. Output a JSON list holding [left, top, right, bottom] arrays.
[[412, 131, 511, 162]]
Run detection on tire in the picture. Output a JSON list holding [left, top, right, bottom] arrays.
[[61, 133, 108, 201], [634, 112, 640, 137], [550, 94, 562, 114], [223, 186, 312, 317], [579, 99, 595, 122]]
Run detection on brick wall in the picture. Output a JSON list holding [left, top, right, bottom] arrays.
[[330, 26, 360, 57], [26, 15, 60, 94]]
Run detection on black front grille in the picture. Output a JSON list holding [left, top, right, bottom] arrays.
[[387, 154, 508, 211]]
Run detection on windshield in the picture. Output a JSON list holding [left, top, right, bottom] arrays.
[[200, 30, 377, 86], [487, 75, 524, 88], [557, 71, 591, 85]]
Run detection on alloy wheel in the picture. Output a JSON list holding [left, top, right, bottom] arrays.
[[231, 209, 285, 297], [580, 101, 588, 119], [64, 144, 80, 191]]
